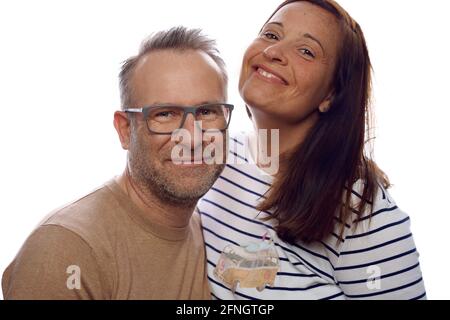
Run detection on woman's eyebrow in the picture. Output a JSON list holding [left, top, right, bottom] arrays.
[[302, 33, 325, 53], [265, 21, 324, 53], [266, 21, 283, 28]]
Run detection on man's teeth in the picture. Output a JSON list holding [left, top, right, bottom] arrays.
[[257, 68, 283, 82]]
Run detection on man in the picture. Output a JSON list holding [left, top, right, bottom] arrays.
[[2, 26, 232, 299]]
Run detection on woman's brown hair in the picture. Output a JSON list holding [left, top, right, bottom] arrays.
[[258, 0, 390, 244]]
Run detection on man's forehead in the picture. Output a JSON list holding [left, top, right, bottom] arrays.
[[134, 49, 220, 75], [130, 49, 226, 106]]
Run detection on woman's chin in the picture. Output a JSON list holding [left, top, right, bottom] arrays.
[[241, 87, 279, 112], [246, 103, 286, 123]]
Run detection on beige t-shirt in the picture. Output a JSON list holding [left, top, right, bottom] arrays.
[[2, 180, 211, 300]]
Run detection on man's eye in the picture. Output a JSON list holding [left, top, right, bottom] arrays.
[[155, 111, 175, 118], [197, 108, 218, 116], [299, 48, 315, 58], [156, 112, 170, 117], [263, 32, 279, 40], [199, 109, 212, 115]]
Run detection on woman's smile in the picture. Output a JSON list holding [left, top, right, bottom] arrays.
[[252, 64, 289, 86]]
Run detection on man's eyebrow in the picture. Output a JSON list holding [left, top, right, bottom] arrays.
[[264, 21, 325, 53], [149, 101, 224, 106], [199, 100, 224, 105]]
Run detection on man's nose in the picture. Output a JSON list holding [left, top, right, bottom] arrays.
[[263, 42, 288, 65], [180, 113, 203, 150]]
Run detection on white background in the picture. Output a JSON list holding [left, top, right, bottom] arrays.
[[0, 0, 449, 299]]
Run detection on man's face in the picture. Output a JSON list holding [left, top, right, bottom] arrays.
[[126, 49, 227, 205]]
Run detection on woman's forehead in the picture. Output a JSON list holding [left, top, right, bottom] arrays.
[[267, 2, 342, 55], [268, 2, 340, 33]]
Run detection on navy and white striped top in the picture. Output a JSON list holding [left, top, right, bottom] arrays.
[[198, 132, 426, 300]]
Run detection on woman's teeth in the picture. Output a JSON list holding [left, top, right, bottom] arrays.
[[257, 68, 285, 83]]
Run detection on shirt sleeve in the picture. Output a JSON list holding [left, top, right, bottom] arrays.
[[2, 224, 109, 300], [333, 187, 427, 300]]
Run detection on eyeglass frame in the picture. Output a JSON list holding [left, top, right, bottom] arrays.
[[124, 103, 234, 135]]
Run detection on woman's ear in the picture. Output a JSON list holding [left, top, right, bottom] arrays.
[[318, 91, 335, 114]]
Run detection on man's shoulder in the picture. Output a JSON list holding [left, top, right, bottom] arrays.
[[39, 180, 122, 244], [2, 224, 111, 299]]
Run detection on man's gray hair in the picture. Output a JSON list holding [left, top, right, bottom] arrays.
[[119, 26, 228, 110]]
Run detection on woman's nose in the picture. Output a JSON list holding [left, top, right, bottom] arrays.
[[263, 43, 288, 65]]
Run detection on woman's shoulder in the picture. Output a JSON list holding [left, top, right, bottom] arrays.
[[332, 179, 417, 261], [331, 180, 426, 299], [345, 180, 409, 236]]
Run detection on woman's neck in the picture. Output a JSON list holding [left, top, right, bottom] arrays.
[[249, 108, 319, 172]]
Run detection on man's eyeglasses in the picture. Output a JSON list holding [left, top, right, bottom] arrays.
[[124, 103, 234, 135]]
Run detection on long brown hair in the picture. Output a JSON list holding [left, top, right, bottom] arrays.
[[258, 0, 390, 244]]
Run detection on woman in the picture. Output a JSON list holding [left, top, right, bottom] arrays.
[[198, 0, 426, 299]]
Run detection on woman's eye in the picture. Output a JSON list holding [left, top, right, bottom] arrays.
[[263, 32, 279, 41], [299, 48, 315, 58]]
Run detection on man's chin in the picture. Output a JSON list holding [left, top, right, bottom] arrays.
[[165, 160, 219, 174], [155, 159, 224, 191], [162, 178, 213, 203], [171, 162, 208, 169], [164, 165, 222, 194]]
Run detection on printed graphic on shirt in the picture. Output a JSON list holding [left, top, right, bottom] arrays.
[[214, 236, 279, 292]]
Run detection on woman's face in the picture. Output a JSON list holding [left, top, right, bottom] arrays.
[[239, 1, 342, 124]]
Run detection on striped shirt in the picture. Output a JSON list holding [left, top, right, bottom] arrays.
[[198, 132, 426, 300]]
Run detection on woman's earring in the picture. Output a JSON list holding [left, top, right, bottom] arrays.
[[319, 106, 330, 114], [319, 95, 333, 114]]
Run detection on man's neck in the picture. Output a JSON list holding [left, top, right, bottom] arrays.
[[115, 171, 195, 228]]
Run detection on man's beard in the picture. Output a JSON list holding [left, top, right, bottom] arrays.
[[128, 141, 224, 207]]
